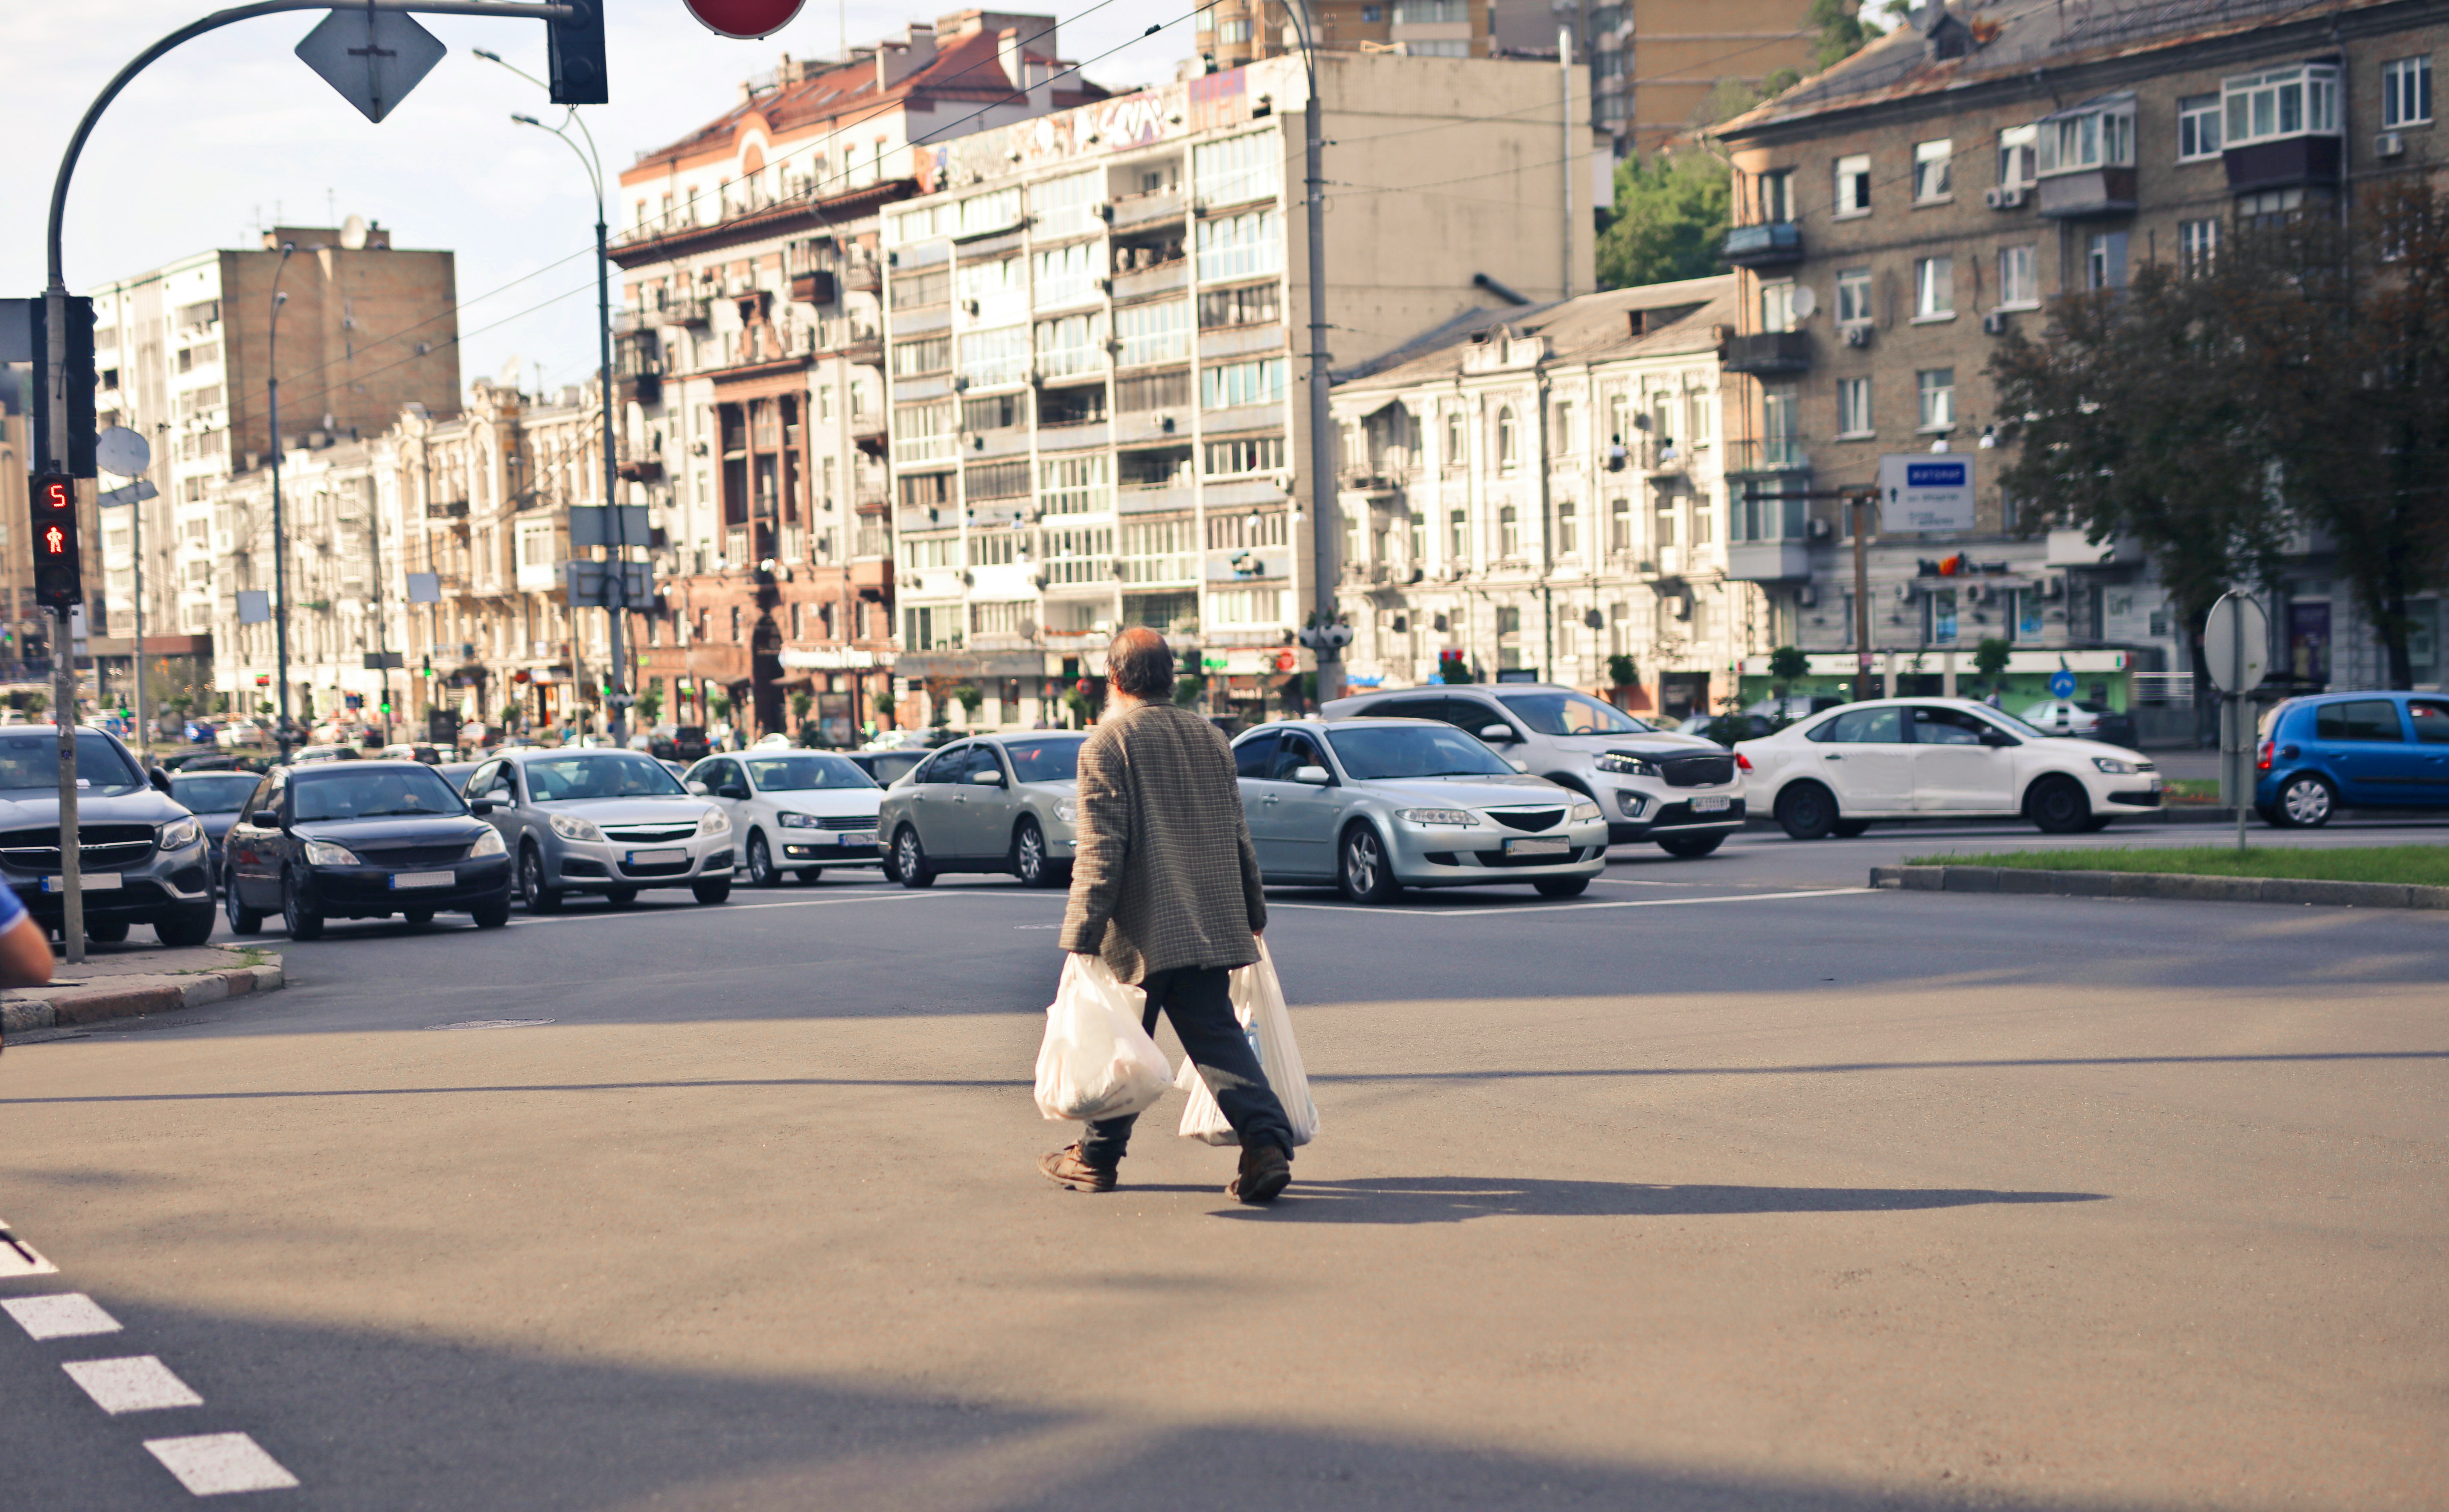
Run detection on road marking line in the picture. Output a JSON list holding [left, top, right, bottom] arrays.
[[425, 1019, 554, 1031], [63, 1355, 204, 1414], [503, 891, 955, 926], [3, 1294, 121, 1339], [144, 1433, 299, 1496], [0, 1220, 57, 1276], [1268, 887, 1876, 918]]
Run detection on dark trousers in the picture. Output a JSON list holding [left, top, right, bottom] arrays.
[[1078, 964, 1293, 1170]]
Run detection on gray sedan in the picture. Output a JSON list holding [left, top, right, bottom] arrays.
[[878, 732, 1086, 889], [465, 749, 735, 912], [1230, 718, 1608, 903]]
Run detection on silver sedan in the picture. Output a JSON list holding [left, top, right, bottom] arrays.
[[1230, 718, 1609, 903], [878, 732, 1087, 889], [466, 749, 735, 911]]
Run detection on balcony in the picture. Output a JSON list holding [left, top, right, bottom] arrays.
[[1108, 187, 1185, 231], [1721, 222, 1803, 267], [1726, 540, 1812, 582], [2224, 135, 2344, 194], [789, 269, 836, 305], [850, 555, 893, 596], [1723, 437, 1808, 476], [426, 498, 469, 520], [1109, 258, 1189, 301], [841, 257, 882, 295], [2035, 167, 2138, 220], [664, 297, 712, 328], [1720, 331, 1811, 376], [1118, 482, 1196, 515]]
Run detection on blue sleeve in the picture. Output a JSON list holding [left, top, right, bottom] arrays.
[[0, 880, 26, 932]]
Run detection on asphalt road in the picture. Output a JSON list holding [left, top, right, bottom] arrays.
[[0, 824, 2441, 1509]]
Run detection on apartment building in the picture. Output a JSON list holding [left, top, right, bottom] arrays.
[[610, 10, 1099, 739], [1327, 277, 1755, 718], [1712, 0, 2449, 717], [876, 50, 1598, 728], [1199, 0, 1492, 71]]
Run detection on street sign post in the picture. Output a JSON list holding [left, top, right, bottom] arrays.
[[1876, 453, 1977, 533], [2205, 592, 2270, 852]]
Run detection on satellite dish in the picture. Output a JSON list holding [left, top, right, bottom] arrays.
[[95, 425, 152, 478], [497, 355, 523, 387], [339, 213, 368, 250], [1790, 284, 1818, 319]]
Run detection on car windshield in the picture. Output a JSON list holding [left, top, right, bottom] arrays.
[[293, 766, 466, 822], [1326, 725, 1518, 780], [1003, 738, 1085, 783], [171, 773, 261, 813], [1983, 707, 2051, 739], [745, 754, 875, 791], [523, 753, 688, 800], [1492, 690, 1654, 736], [0, 731, 142, 791]]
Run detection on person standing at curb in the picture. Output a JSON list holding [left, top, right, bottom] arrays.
[[1040, 627, 1295, 1204], [0, 873, 55, 1053]]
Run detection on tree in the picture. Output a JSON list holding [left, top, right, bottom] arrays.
[[1607, 652, 1640, 689], [709, 691, 732, 722], [1973, 637, 2011, 699], [637, 684, 664, 725], [873, 689, 896, 726], [1768, 645, 1809, 692], [1596, 151, 1730, 290], [790, 689, 813, 724]]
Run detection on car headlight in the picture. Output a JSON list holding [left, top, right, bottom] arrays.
[[697, 806, 731, 836], [1397, 808, 1479, 827], [777, 812, 819, 829], [468, 827, 506, 857], [1569, 801, 1602, 822], [1594, 752, 1660, 777], [1053, 800, 1076, 823], [158, 817, 203, 850], [549, 812, 605, 843], [302, 839, 360, 866], [2091, 756, 2137, 775]]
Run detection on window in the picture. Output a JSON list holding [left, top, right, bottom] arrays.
[[1760, 280, 1797, 332], [1553, 400, 1575, 452], [1833, 153, 1870, 216], [1395, 0, 1468, 20], [891, 336, 949, 377], [1038, 454, 1111, 515], [2237, 186, 2309, 227], [1210, 586, 1289, 626], [1217, 17, 1252, 42], [2314, 699, 2403, 742], [1196, 209, 1280, 282], [1120, 519, 1197, 584], [1997, 123, 2037, 187], [2037, 97, 2136, 174], [1609, 498, 1632, 552], [1837, 377, 1873, 438], [1200, 357, 1284, 409], [1912, 139, 1953, 202], [1207, 508, 1288, 550], [967, 460, 1030, 499], [1443, 411, 1468, 467], [1913, 256, 1953, 319], [1834, 267, 1872, 326], [2086, 230, 2128, 290], [1916, 369, 1954, 432], [1032, 170, 1100, 239], [1114, 299, 1191, 367], [2406, 699, 2449, 744], [1448, 508, 1468, 560], [1998, 244, 2037, 308], [2178, 219, 2219, 272], [963, 393, 1023, 431], [959, 325, 1028, 388], [1556, 498, 1579, 556], [1496, 407, 1518, 471], [2178, 94, 2223, 160], [896, 400, 956, 463], [1498, 504, 1520, 559], [1115, 371, 1191, 413], [1653, 496, 1678, 548], [1758, 168, 1794, 223], [890, 268, 949, 309], [1193, 131, 1283, 206], [1198, 282, 1280, 328], [1204, 435, 1285, 475], [1034, 312, 1104, 377], [900, 471, 953, 511], [1032, 241, 1099, 308], [956, 255, 1026, 324], [2223, 65, 2340, 147], [1039, 525, 1114, 586], [897, 533, 960, 570], [2385, 57, 2433, 128], [954, 187, 1021, 237]]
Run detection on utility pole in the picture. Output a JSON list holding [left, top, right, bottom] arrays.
[[1285, 1, 1347, 704], [1559, 23, 1573, 303], [1851, 487, 1874, 699]]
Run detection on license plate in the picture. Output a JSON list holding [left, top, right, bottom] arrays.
[[1689, 794, 1732, 812], [2149, 777, 2164, 791], [44, 873, 121, 893], [390, 871, 455, 890], [628, 848, 688, 866], [842, 831, 876, 847], [1504, 837, 1571, 857]]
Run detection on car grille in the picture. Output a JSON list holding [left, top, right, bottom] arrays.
[[355, 843, 468, 867], [602, 823, 697, 843], [1485, 808, 1566, 833], [619, 859, 693, 879], [1473, 847, 1603, 868], [0, 824, 158, 873], [814, 815, 877, 831], [1658, 754, 1736, 788]]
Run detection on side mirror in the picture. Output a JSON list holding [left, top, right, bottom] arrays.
[[1292, 764, 1332, 785], [721, 784, 750, 800], [149, 768, 174, 794], [251, 809, 281, 829], [968, 768, 1007, 786], [1478, 722, 1518, 743], [686, 780, 710, 795], [1508, 758, 1530, 773], [1979, 730, 2017, 748], [470, 798, 499, 815]]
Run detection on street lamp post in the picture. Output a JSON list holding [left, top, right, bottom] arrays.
[[266, 241, 324, 762], [1279, 0, 1344, 707]]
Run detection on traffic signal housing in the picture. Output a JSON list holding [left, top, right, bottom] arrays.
[[30, 473, 82, 609], [21, 297, 97, 477], [546, 0, 606, 103]]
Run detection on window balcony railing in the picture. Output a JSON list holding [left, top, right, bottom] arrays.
[[1723, 437, 1809, 475], [1721, 222, 1803, 267]]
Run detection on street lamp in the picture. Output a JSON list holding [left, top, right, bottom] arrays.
[[267, 240, 327, 762], [1278, 0, 1342, 705], [476, 47, 632, 746]]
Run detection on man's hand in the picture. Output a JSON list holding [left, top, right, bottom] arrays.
[[0, 913, 53, 989]]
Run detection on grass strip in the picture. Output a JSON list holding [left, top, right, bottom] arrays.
[[2162, 778, 2221, 804], [1904, 844, 2449, 886]]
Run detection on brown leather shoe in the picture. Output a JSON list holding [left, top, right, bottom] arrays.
[[1227, 1141, 1291, 1204], [1039, 1143, 1116, 1193]]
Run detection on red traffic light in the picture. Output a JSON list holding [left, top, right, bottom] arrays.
[[30, 473, 81, 608], [682, 0, 804, 39]]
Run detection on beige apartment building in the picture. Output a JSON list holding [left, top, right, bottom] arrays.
[[1712, 0, 2449, 717], [1198, 0, 1493, 70]]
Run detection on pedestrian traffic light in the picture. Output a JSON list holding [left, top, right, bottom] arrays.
[[545, 0, 606, 104], [15, 297, 96, 477], [30, 473, 81, 609]]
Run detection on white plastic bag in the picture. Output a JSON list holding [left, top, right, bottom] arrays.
[[1179, 941, 1320, 1147], [1034, 954, 1174, 1123]]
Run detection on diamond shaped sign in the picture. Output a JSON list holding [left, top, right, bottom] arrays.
[[294, 8, 446, 124]]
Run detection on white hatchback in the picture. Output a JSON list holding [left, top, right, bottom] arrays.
[[1736, 698, 2162, 837], [685, 750, 884, 886]]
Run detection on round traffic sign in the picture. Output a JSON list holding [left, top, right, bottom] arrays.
[[682, 0, 805, 39], [95, 425, 151, 478], [2047, 669, 2077, 698], [2203, 592, 2270, 694]]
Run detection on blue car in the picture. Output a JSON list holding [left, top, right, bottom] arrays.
[[2255, 692, 2449, 826]]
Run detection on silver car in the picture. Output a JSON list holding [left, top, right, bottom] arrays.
[[878, 732, 1087, 889], [1322, 683, 1746, 859], [466, 748, 735, 912], [1230, 718, 1609, 903]]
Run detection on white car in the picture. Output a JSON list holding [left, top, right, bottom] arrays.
[[685, 749, 883, 886], [2018, 699, 2101, 736], [1735, 697, 2162, 837]]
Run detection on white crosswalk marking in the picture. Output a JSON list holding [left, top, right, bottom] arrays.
[[63, 1355, 204, 1414], [3, 1293, 122, 1340], [143, 1433, 300, 1496]]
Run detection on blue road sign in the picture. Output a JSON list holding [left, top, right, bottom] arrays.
[[2048, 669, 2078, 698]]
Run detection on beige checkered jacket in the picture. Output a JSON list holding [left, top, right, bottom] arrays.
[[1059, 701, 1267, 984]]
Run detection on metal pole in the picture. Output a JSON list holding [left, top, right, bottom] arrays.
[[131, 469, 144, 759], [1851, 489, 1872, 698], [598, 215, 629, 747], [269, 270, 294, 762], [1559, 23, 1572, 303], [52, 604, 81, 964], [1289, 1, 1341, 706], [2233, 599, 2248, 854], [368, 469, 388, 746]]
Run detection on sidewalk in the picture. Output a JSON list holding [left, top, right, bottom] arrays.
[[0, 943, 286, 1035]]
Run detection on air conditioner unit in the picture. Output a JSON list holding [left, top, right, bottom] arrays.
[[1982, 310, 2011, 335], [1843, 324, 1873, 348], [962, 299, 980, 316], [1797, 583, 1819, 607], [2376, 131, 2407, 158], [1093, 202, 1114, 221], [1806, 517, 1832, 540], [1984, 185, 2027, 210]]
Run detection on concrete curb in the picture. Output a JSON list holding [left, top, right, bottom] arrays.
[[1869, 866, 2449, 911], [0, 958, 285, 1035]]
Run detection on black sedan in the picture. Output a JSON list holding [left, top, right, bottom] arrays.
[[168, 769, 264, 888], [223, 761, 513, 939]]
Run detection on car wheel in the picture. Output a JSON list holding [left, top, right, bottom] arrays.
[[154, 903, 216, 948], [470, 898, 511, 929], [893, 825, 936, 889], [745, 831, 782, 887], [225, 869, 264, 936], [402, 908, 436, 926], [794, 868, 823, 884], [2027, 775, 2092, 834], [2278, 773, 2336, 827], [1337, 824, 1401, 904], [519, 844, 563, 913], [605, 887, 638, 907], [1656, 833, 1725, 859], [85, 917, 131, 944], [692, 875, 733, 905], [2077, 815, 2117, 833], [1011, 817, 1061, 888], [1533, 876, 1590, 898], [281, 871, 325, 941], [1831, 820, 1871, 839], [1776, 782, 1838, 841]]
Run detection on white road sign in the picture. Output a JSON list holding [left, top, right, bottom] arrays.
[[2204, 592, 2270, 694], [294, 8, 446, 124], [1878, 453, 1977, 533]]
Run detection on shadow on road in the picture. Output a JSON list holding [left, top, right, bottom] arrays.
[[1208, 1175, 2106, 1224]]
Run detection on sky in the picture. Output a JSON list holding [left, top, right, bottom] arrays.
[[0, 0, 1198, 409]]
